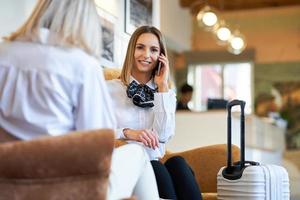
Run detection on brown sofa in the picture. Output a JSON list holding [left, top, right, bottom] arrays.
[[0, 128, 114, 200], [107, 68, 240, 200]]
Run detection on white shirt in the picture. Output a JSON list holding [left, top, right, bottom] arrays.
[[106, 78, 176, 160], [0, 30, 116, 140]]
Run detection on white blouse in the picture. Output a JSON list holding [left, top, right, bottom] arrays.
[[106, 77, 176, 160], [0, 29, 116, 140]]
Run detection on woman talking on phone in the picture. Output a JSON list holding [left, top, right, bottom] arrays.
[[106, 26, 202, 200]]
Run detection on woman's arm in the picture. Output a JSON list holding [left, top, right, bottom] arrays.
[[153, 54, 176, 143], [123, 128, 159, 149], [152, 91, 176, 143]]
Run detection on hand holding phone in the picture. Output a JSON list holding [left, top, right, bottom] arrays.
[[154, 53, 169, 92]]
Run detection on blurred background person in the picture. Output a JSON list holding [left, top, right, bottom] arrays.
[[177, 83, 194, 111]]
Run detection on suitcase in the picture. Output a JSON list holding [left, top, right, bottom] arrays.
[[217, 100, 290, 200]]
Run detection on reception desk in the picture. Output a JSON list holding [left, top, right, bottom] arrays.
[[167, 111, 286, 165]]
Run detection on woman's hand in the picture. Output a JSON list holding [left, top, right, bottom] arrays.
[[123, 128, 159, 149], [154, 54, 169, 92]]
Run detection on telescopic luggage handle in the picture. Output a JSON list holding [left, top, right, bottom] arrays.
[[223, 99, 260, 180], [227, 99, 246, 110], [226, 100, 246, 169]]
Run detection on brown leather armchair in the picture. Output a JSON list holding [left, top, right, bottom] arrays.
[[0, 128, 114, 200], [106, 68, 240, 200]]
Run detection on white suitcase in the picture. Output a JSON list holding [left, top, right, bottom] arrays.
[[217, 100, 290, 200]]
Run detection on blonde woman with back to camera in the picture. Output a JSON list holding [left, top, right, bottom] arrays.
[[0, 0, 159, 199]]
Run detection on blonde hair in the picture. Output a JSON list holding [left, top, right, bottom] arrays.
[[5, 0, 101, 58], [120, 26, 168, 86]]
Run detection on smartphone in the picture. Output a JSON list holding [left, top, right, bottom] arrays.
[[156, 52, 164, 76], [156, 61, 162, 76]]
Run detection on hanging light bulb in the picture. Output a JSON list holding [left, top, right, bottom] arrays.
[[213, 20, 231, 45], [217, 27, 231, 41], [202, 12, 217, 26], [228, 30, 246, 55], [196, 6, 218, 31]]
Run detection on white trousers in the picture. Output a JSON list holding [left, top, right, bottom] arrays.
[[107, 144, 159, 200]]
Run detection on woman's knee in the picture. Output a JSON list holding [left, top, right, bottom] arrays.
[[165, 156, 195, 175], [114, 143, 149, 163], [151, 160, 165, 169], [165, 156, 186, 167], [119, 143, 144, 153], [151, 160, 169, 176]]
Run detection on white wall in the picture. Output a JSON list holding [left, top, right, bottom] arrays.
[[160, 0, 191, 52], [95, 0, 128, 67], [0, 0, 37, 41]]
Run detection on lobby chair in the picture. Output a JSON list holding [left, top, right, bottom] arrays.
[[0, 128, 114, 200]]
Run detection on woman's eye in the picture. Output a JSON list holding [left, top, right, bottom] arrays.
[[151, 48, 159, 53], [136, 46, 143, 50]]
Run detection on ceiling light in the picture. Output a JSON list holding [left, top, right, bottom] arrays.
[[231, 37, 244, 49], [213, 20, 231, 45], [216, 26, 231, 41], [196, 5, 246, 55], [228, 31, 246, 55], [196, 6, 218, 31], [202, 12, 217, 26]]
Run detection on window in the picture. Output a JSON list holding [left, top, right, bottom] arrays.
[[187, 62, 253, 113]]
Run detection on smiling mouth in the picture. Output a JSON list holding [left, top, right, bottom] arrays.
[[139, 60, 152, 65]]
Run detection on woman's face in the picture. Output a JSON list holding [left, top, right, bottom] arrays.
[[133, 33, 160, 75]]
